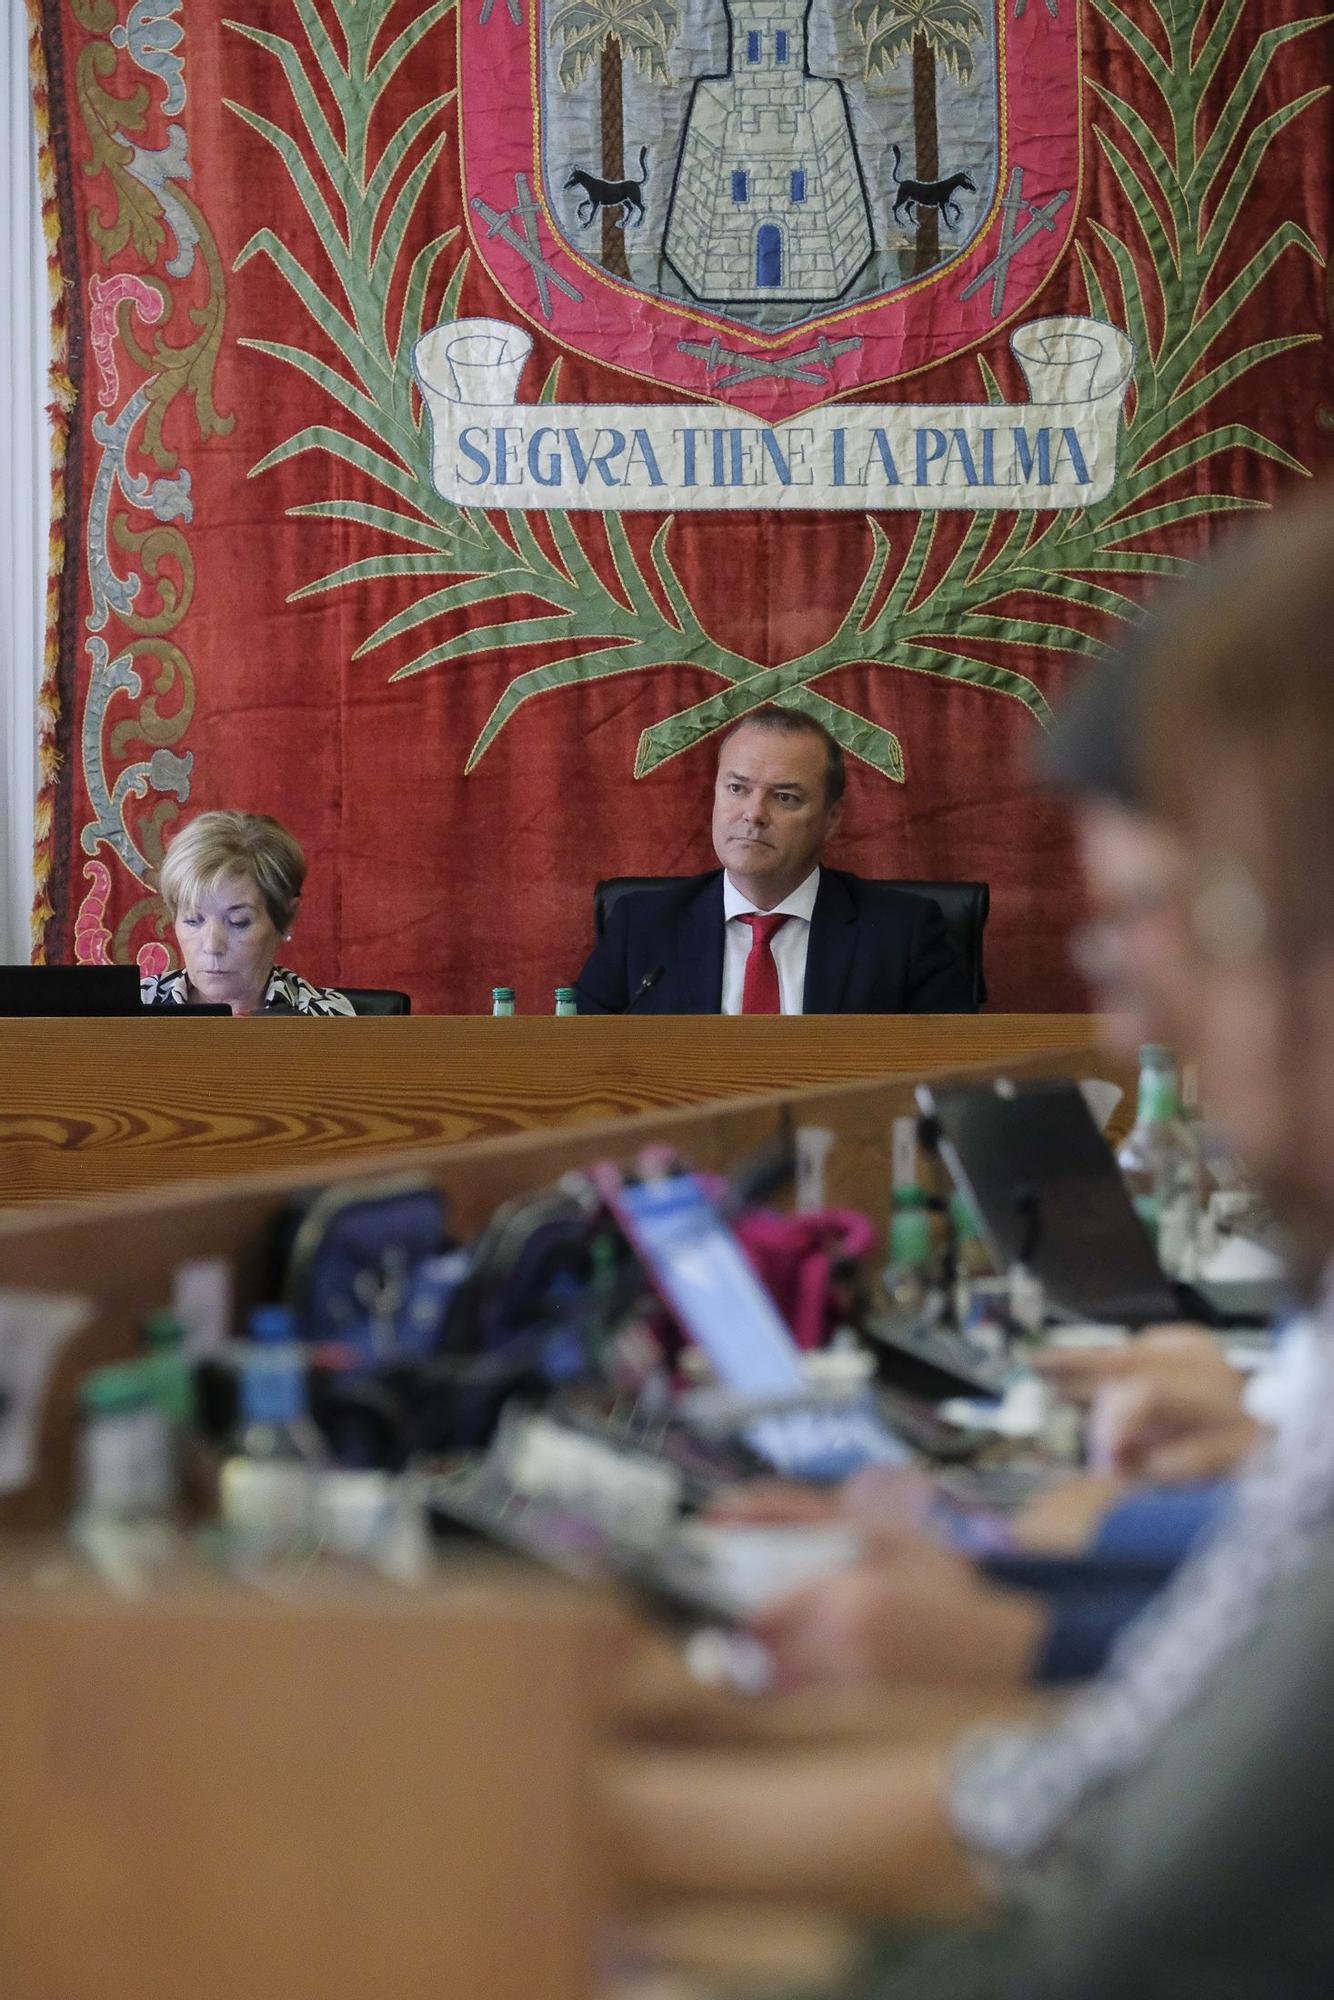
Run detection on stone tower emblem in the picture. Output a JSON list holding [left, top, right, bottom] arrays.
[[663, 0, 873, 304], [458, 1, 1084, 420]]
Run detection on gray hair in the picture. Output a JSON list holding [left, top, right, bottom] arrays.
[[158, 811, 307, 931]]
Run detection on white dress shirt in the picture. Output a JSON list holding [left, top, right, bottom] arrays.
[[721, 867, 821, 1015]]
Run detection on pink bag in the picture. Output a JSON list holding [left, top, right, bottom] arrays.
[[733, 1208, 877, 1350]]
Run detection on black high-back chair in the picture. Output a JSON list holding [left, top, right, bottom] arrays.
[[340, 987, 412, 1016], [593, 877, 990, 1010]]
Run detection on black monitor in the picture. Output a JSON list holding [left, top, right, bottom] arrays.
[[0, 964, 144, 1017], [917, 1074, 1183, 1327]]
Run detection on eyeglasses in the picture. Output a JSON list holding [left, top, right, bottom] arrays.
[[1068, 858, 1272, 982], [1068, 881, 1177, 983], [1186, 858, 1270, 967]]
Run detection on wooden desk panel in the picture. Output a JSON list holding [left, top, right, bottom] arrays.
[[0, 1555, 612, 2000], [0, 1013, 1109, 1203]]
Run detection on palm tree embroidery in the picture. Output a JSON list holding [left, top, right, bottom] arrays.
[[855, 0, 987, 273], [549, 0, 680, 279]]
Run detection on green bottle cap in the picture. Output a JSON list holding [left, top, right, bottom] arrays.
[[80, 1361, 156, 1417], [554, 986, 577, 1002], [889, 1204, 933, 1269], [492, 987, 515, 1001], [1137, 1045, 1180, 1122], [1141, 1072, 1180, 1122]]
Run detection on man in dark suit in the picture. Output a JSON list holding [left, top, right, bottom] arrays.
[[575, 708, 971, 1014]]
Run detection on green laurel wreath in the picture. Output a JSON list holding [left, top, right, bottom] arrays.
[[225, 0, 1329, 783]]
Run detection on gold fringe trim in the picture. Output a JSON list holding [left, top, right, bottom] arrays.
[[26, 0, 71, 965]]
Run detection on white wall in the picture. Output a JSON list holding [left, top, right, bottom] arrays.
[[0, 11, 51, 963]]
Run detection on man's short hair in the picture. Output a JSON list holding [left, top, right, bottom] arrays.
[[1039, 647, 1149, 810], [1141, 484, 1334, 959], [1040, 558, 1246, 813], [717, 707, 846, 809]]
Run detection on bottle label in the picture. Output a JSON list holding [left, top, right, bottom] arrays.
[[80, 1408, 174, 1520], [220, 1458, 314, 1561], [1157, 1193, 1197, 1280], [891, 1115, 919, 1192]]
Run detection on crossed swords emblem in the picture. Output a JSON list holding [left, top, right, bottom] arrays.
[[960, 166, 1072, 317], [471, 174, 584, 319], [472, 155, 1071, 381], [677, 334, 864, 387]]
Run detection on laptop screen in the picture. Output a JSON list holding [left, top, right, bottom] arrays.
[[609, 1171, 911, 1480], [920, 1075, 1182, 1326], [0, 965, 143, 1016]]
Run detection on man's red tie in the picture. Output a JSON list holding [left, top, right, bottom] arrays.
[[738, 912, 791, 1014]]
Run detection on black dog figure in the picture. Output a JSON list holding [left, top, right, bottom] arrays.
[[565, 146, 649, 230], [890, 143, 975, 229]]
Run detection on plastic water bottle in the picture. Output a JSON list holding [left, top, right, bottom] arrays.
[[220, 1351, 327, 1565], [1117, 1045, 1202, 1277], [889, 1185, 932, 1272], [491, 986, 516, 1016], [71, 1362, 179, 1585], [75, 1364, 176, 1528], [248, 1301, 298, 1348], [553, 986, 578, 1015], [886, 1115, 932, 1309]]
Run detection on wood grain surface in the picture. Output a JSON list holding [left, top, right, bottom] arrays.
[[0, 1048, 1132, 1528], [0, 1013, 1110, 1204]]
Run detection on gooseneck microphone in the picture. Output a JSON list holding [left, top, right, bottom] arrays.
[[618, 964, 665, 1014], [573, 963, 665, 1015]]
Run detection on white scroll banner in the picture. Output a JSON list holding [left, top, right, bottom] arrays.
[[413, 315, 1134, 514]]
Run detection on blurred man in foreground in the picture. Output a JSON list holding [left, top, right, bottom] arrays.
[[606, 488, 1334, 1997]]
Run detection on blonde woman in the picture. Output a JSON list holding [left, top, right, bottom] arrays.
[[140, 811, 355, 1016]]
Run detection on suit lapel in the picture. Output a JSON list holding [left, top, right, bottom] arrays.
[[668, 873, 725, 1012], [802, 869, 857, 1014]]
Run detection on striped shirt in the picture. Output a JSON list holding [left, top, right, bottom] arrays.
[[951, 1280, 1334, 1894]]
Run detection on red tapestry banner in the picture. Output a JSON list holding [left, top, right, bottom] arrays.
[[31, 0, 1334, 1010]]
